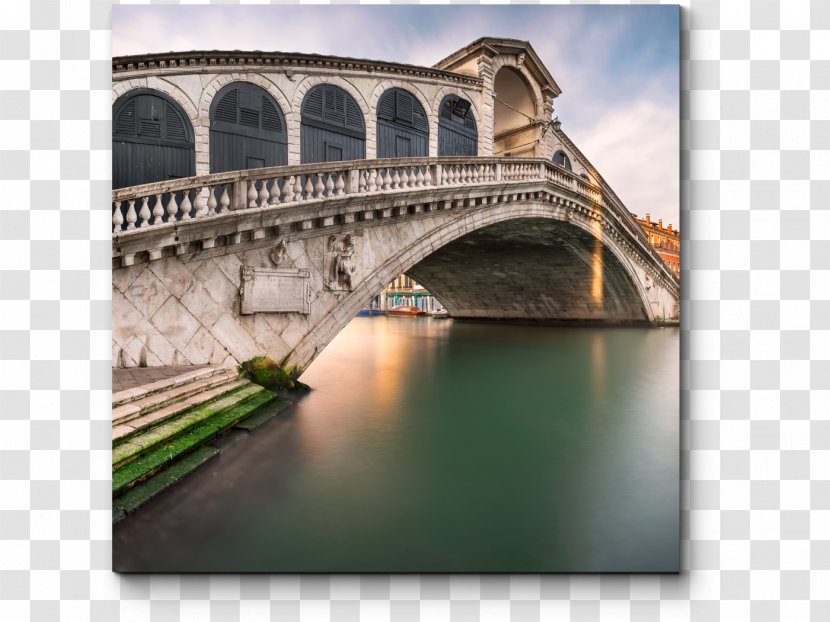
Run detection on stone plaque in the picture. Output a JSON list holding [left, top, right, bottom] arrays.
[[239, 265, 311, 315]]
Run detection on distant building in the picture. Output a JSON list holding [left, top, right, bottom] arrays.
[[632, 213, 680, 277], [370, 274, 442, 312]]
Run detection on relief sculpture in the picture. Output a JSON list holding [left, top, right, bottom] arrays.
[[325, 234, 359, 291]]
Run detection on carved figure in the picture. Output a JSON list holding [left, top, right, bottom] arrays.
[[328, 234, 356, 291], [270, 239, 288, 266]]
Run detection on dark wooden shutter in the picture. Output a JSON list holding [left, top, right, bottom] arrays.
[[301, 84, 366, 164], [376, 88, 428, 159], [209, 82, 288, 174]]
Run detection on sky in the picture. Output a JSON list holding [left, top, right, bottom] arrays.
[[113, 5, 679, 227]]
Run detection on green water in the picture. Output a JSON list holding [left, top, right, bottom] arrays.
[[114, 317, 679, 572]]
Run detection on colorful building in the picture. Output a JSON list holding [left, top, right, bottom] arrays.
[[632, 213, 680, 277], [365, 274, 442, 313]]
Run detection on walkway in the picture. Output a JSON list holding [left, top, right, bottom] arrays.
[[112, 365, 212, 392]]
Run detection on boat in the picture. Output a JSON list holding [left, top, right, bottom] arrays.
[[429, 308, 449, 319], [388, 305, 427, 317], [356, 307, 380, 317]]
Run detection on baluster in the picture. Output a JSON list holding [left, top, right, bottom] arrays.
[[335, 172, 345, 196], [207, 186, 217, 215], [153, 193, 165, 223], [259, 180, 269, 207], [460, 165, 468, 184], [138, 196, 151, 227], [193, 188, 206, 219], [416, 166, 424, 187], [315, 173, 326, 199], [248, 180, 259, 208], [219, 186, 230, 213], [283, 176, 295, 202], [359, 170, 367, 193], [166, 192, 179, 221], [295, 175, 304, 201], [269, 178, 282, 205], [423, 166, 432, 187], [383, 168, 393, 191], [180, 190, 192, 220], [125, 199, 137, 230], [472, 165, 479, 183], [441, 166, 449, 185], [392, 168, 400, 189], [304, 175, 314, 200], [112, 201, 124, 232], [325, 172, 334, 197], [368, 169, 377, 192], [400, 167, 408, 188]]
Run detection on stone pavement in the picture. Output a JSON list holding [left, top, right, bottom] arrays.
[[112, 366, 212, 392]]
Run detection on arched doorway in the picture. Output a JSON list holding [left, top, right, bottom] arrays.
[[301, 85, 365, 163], [112, 89, 195, 189], [209, 82, 288, 173], [376, 88, 429, 158], [437, 94, 477, 157], [493, 67, 538, 157]]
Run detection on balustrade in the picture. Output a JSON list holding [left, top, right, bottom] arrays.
[[111, 157, 628, 235]]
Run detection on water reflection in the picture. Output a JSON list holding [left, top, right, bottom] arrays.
[[114, 317, 679, 573]]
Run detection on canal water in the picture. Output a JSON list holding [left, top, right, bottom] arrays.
[[114, 318, 679, 573]]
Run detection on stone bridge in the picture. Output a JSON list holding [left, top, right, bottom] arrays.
[[111, 38, 679, 372], [112, 156, 680, 372]]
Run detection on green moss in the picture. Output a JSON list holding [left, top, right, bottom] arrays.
[[239, 357, 310, 393], [114, 446, 219, 516], [112, 389, 276, 495], [112, 383, 264, 468], [234, 398, 293, 431]]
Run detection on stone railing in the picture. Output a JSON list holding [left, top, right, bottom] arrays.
[[111, 156, 678, 289], [111, 157, 596, 234]]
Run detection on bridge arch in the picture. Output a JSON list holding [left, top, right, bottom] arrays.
[[292, 76, 370, 161], [112, 88, 196, 189], [286, 202, 657, 371], [436, 93, 479, 157], [375, 87, 430, 158], [299, 84, 367, 163], [208, 81, 289, 173], [199, 73, 294, 173], [370, 81, 434, 157]]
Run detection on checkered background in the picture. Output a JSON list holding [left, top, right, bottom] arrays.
[[0, 0, 827, 619]]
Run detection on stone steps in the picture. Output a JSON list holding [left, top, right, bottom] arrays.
[[111, 377, 249, 447], [112, 386, 277, 496], [112, 368, 240, 426], [111, 366, 230, 409], [112, 396, 293, 523], [112, 382, 266, 470]]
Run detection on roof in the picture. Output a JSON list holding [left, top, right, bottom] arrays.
[[433, 37, 562, 98], [111, 50, 483, 87]]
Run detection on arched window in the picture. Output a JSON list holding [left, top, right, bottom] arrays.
[[437, 94, 477, 157], [376, 88, 428, 158], [112, 89, 195, 189], [209, 82, 288, 173], [301, 84, 365, 163], [553, 150, 572, 171]]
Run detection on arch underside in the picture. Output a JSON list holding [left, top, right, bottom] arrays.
[[405, 219, 648, 324]]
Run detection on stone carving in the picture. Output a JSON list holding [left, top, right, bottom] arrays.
[[270, 239, 288, 266], [239, 265, 311, 315], [325, 234, 358, 291]]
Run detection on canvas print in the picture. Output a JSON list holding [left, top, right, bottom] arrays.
[[111, 5, 680, 572]]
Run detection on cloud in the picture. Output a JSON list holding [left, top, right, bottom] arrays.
[[571, 98, 679, 227]]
